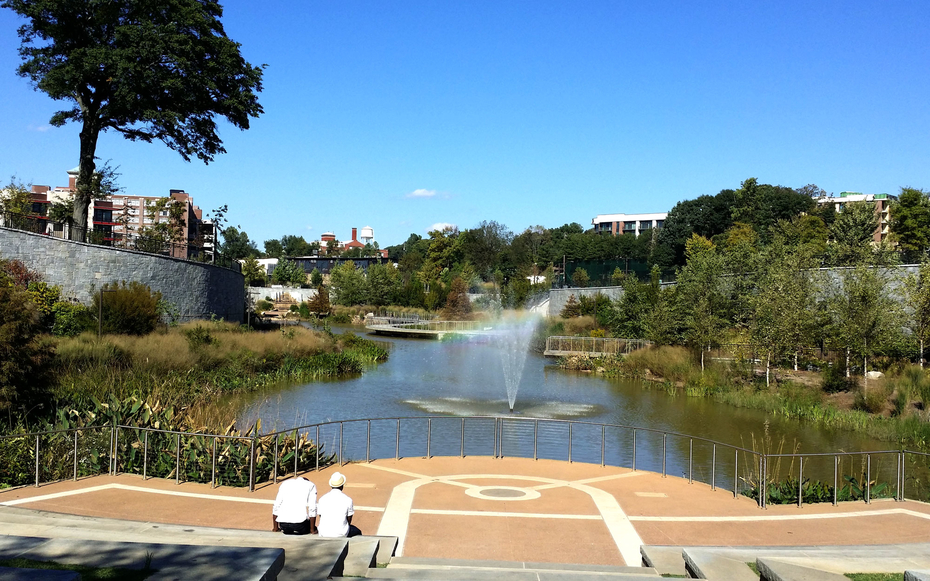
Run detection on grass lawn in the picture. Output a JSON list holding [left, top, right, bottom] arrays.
[[0, 557, 153, 580], [845, 574, 905, 581]]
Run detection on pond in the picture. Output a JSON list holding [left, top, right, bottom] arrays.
[[234, 326, 903, 496]]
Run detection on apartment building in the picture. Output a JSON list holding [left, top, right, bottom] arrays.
[[591, 212, 668, 237], [815, 192, 895, 244]]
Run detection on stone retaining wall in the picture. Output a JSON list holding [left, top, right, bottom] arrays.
[[0, 227, 244, 323]]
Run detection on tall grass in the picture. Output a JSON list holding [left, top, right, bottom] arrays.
[[49, 323, 387, 421]]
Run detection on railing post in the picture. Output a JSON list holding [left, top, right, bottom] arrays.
[[833, 455, 838, 506], [499, 418, 504, 459], [897, 452, 902, 501], [395, 419, 400, 460], [176, 433, 181, 485], [568, 422, 573, 463], [367, 420, 371, 463], [143, 430, 149, 481], [733, 450, 738, 499], [689, 438, 693, 484], [533, 419, 539, 461], [493, 418, 498, 459], [211, 436, 217, 488], [427, 418, 431, 459], [113, 426, 120, 476], [248, 436, 256, 493], [711, 444, 716, 491], [461, 418, 465, 458], [274, 435, 279, 484], [662, 433, 667, 477], [632, 428, 636, 471], [73, 430, 79, 481], [601, 425, 606, 467], [316, 426, 320, 471], [339, 422, 344, 467], [866, 454, 871, 504], [760, 455, 766, 509], [798, 456, 803, 508], [35, 434, 40, 487]]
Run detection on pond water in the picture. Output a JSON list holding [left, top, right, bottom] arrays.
[[234, 326, 900, 492]]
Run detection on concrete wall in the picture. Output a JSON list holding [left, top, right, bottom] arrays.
[[0, 227, 245, 323], [548, 286, 625, 317]]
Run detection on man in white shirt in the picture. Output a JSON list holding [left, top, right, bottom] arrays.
[[317, 471, 359, 538], [272, 475, 317, 535]]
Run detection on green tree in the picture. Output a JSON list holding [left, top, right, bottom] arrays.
[[310, 268, 323, 287], [221, 227, 259, 260], [329, 261, 367, 306], [0, 178, 32, 217], [306, 285, 331, 315], [0, 259, 51, 412], [3, 0, 264, 235], [890, 188, 930, 261], [366, 262, 397, 307], [571, 268, 589, 288], [560, 294, 581, 318], [460, 220, 512, 280], [263, 239, 284, 258], [676, 235, 727, 370], [904, 262, 930, 368], [271, 259, 306, 287], [829, 201, 878, 265], [134, 197, 186, 252], [241, 256, 266, 287], [827, 264, 901, 384]]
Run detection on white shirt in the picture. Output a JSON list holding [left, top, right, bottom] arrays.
[[317, 488, 354, 537], [272, 477, 317, 524]]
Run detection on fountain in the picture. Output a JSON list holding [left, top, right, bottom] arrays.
[[489, 311, 540, 412]]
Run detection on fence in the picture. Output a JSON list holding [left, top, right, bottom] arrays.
[[0, 211, 240, 273], [545, 336, 653, 356], [4, 416, 929, 508]]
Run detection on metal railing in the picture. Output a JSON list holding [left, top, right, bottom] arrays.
[[3, 416, 929, 508], [545, 336, 653, 355], [0, 211, 240, 273]]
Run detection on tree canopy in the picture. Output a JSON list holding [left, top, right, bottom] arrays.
[[3, 0, 264, 233]]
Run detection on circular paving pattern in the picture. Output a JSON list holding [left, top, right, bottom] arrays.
[[464, 485, 542, 501]]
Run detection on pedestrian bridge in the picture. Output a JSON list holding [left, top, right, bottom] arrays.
[[544, 336, 652, 357], [365, 318, 497, 339]]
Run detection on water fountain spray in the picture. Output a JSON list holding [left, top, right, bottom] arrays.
[[491, 311, 540, 413]]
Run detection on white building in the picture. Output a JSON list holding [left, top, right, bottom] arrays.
[[815, 192, 895, 244], [591, 212, 668, 237]]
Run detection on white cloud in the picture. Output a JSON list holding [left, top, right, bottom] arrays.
[[29, 124, 52, 132], [428, 222, 456, 233], [407, 188, 437, 198]]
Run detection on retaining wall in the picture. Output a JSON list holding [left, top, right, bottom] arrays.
[[0, 227, 244, 323]]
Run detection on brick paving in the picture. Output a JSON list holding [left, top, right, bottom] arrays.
[[2, 456, 930, 566]]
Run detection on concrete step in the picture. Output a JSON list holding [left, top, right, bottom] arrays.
[[0, 506, 348, 581], [0, 535, 284, 581], [388, 556, 657, 575], [683, 548, 757, 581], [338, 539, 379, 577], [640, 545, 687, 577], [906, 573, 930, 581], [757, 558, 848, 581], [370, 570, 662, 581], [0, 566, 80, 581]]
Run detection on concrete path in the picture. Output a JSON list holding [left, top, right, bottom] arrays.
[[3, 456, 930, 568]]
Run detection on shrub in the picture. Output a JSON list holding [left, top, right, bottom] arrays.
[[51, 301, 93, 337], [853, 384, 890, 414], [183, 325, 215, 349], [821, 364, 856, 393], [560, 294, 581, 318], [95, 281, 162, 335], [572, 268, 589, 288], [0, 273, 53, 411], [255, 300, 273, 311]]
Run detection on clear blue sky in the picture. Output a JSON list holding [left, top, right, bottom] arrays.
[[1, 1, 928, 248]]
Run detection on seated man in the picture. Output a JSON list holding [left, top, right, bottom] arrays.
[[317, 471, 360, 538], [272, 475, 317, 535]]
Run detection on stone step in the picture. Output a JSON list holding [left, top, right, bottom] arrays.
[[337, 539, 379, 577], [387, 556, 657, 575], [757, 558, 849, 581], [906, 573, 930, 581], [0, 535, 284, 581], [682, 548, 757, 581], [640, 545, 687, 577]]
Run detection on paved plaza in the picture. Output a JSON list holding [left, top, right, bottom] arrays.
[[3, 456, 930, 567]]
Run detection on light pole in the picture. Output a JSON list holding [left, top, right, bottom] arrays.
[[98, 287, 117, 338]]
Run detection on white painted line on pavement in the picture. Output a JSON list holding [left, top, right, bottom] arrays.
[[411, 508, 600, 520]]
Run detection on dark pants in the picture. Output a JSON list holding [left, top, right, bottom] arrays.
[[347, 524, 362, 538], [280, 520, 312, 535]]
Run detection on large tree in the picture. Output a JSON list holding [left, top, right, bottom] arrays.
[[890, 188, 930, 262], [3, 0, 264, 234]]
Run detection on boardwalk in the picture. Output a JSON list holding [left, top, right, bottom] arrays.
[[365, 319, 495, 339]]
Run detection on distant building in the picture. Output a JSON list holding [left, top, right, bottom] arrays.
[[318, 226, 387, 257], [591, 212, 668, 237], [816, 192, 895, 244]]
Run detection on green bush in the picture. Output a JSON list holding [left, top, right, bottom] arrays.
[[0, 264, 53, 412], [51, 301, 93, 337], [853, 385, 889, 414], [93, 281, 162, 335], [821, 364, 856, 393], [256, 299, 273, 311], [183, 325, 215, 348]]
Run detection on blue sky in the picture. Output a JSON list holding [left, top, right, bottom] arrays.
[[1, 1, 928, 248]]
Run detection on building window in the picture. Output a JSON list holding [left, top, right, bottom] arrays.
[[623, 221, 636, 232], [639, 221, 653, 230], [655, 220, 664, 229]]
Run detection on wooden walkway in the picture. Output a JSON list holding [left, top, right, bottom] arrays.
[[365, 319, 496, 339]]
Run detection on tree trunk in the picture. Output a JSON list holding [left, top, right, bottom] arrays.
[[794, 351, 798, 372], [921, 337, 925, 369], [74, 118, 100, 241], [700, 348, 705, 372], [766, 353, 771, 387], [846, 348, 850, 378]]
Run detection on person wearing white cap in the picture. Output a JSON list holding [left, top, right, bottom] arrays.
[[272, 475, 317, 535], [317, 471, 360, 538]]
